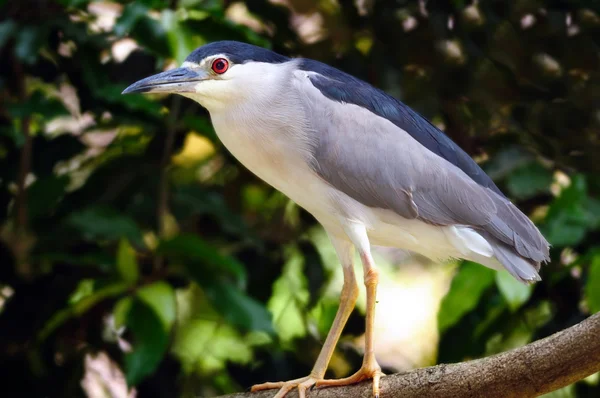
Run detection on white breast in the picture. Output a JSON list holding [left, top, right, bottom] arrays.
[[210, 110, 339, 223]]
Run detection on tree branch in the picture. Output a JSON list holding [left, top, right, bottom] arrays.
[[220, 313, 600, 398], [9, 53, 34, 279], [14, 56, 32, 233], [153, 96, 181, 271]]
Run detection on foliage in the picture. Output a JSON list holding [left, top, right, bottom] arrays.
[[0, 1, 599, 397]]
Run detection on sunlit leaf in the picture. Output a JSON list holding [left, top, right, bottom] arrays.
[[438, 261, 496, 333], [114, 297, 133, 330], [136, 281, 176, 331], [586, 253, 600, 314], [172, 318, 253, 373], [267, 248, 309, 342], [161, 9, 205, 64], [495, 270, 533, 312], [68, 279, 95, 305], [117, 239, 139, 285]]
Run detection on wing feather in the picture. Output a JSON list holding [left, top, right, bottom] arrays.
[[296, 71, 549, 264]]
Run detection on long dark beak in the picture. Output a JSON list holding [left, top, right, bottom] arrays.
[[122, 67, 208, 94]]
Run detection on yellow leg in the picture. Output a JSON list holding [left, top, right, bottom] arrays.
[[251, 236, 359, 398], [317, 224, 384, 397]]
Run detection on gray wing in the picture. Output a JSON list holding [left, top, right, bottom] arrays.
[[296, 71, 549, 264]]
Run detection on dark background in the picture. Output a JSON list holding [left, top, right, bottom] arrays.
[[1, 0, 599, 397]]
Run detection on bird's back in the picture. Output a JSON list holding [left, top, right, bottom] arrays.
[[289, 63, 549, 283]]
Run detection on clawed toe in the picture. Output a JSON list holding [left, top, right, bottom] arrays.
[[316, 364, 384, 397], [251, 376, 322, 398]]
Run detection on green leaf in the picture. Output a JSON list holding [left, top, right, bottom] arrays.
[[172, 186, 255, 240], [584, 197, 600, 230], [114, 297, 133, 330], [438, 261, 496, 333], [483, 146, 532, 181], [542, 175, 591, 247], [136, 281, 176, 332], [484, 300, 552, 355], [586, 253, 600, 314], [172, 317, 253, 373], [541, 384, 576, 398], [495, 270, 533, 312], [125, 299, 170, 385], [7, 91, 68, 119], [181, 116, 217, 141], [15, 26, 43, 64], [56, 0, 89, 6], [542, 213, 587, 247], [66, 206, 144, 246], [0, 20, 17, 50], [38, 282, 129, 342], [115, 3, 169, 56], [161, 9, 205, 64], [157, 235, 269, 331], [0, 126, 25, 146], [27, 175, 69, 221], [95, 84, 162, 114], [157, 234, 246, 285], [117, 239, 140, 285], [114, 3, 149, 37], [68, 279, 95, 305], [505, 162, 552, 200], [204, 280, 273, 333], [267, 248, 309, 342]]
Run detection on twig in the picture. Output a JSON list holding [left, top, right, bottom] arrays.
[[154, 96, 181, 270], [9, 55, 34, 278], [13, 58, 32, 233], [219, 312, 600, 398]]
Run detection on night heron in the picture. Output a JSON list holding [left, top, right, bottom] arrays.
[[123, 41, 550, 398]]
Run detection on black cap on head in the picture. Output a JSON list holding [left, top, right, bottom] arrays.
[[185, 41, 289, 65]]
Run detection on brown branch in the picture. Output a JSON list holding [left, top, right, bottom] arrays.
[[153, 96, 181, 270], [6, 54, 35, 279], [220, 313, 600, 398], [13, 57, 32, 233]]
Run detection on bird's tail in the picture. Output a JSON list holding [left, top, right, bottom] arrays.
[[480, 232, 542, 284]]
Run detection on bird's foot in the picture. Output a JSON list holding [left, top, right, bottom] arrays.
[[250, 375, 323, 398], [316, 361, 384, 398]]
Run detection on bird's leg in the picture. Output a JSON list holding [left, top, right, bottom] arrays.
[[250, 235, 359, 398], [317, 223, 383, 397]]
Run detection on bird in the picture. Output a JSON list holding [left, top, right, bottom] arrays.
[[123, 40, 550, 398]]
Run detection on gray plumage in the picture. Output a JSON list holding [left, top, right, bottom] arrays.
[[296, 68, 549, 281], [123, 41, 550, 284]]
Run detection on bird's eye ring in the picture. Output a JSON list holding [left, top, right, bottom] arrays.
[[212, 58, 229, 74]]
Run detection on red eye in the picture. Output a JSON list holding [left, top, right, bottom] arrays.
[[212, 58, 229, 74]]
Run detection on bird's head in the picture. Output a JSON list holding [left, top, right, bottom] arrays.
[[122, 41, 291, 111]]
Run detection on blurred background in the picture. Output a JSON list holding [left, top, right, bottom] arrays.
[[1, 0, 600, 397]]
